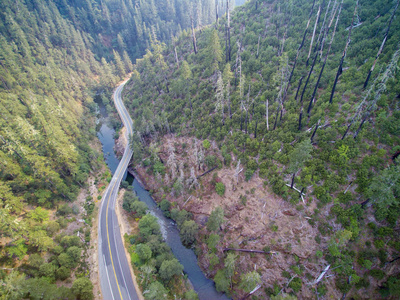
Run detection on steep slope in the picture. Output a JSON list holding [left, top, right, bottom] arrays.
[[0, 0, 221, 298], [123, 0, 400, 298]]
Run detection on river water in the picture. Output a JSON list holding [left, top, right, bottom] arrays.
[[95, 100, 228, 300]]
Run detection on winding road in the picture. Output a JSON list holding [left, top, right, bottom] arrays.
[[98, 79, 139, 300]]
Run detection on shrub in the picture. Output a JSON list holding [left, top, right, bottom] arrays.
[[370, 269, 385, 280], [215, 182, 225, 196], [203, 139, 211, 149], [289, 277, 302, 293], [180, 220, 198, 247]]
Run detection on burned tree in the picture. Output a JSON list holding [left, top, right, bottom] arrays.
[[329, 0, 359, 104], [191, 15, 198, 54], [287, 0, 317, 85], [363, 0, 399, 88], [306, 3, 322, 66], [306, 0, 343, 117], [225, 0, 232, 62], [342, 43, 400, 140], [215, 71, 225, 125]]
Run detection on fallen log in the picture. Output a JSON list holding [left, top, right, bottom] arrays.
[[223, 248, 274, 254], [310, 264, 331, 285], [196, 166, 217, 179], [240, 284, 262, 300]]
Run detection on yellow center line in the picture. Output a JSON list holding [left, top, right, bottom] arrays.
[[105, 81, 132, 300], [106, 155, 127, 300]]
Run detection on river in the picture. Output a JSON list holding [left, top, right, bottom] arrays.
[[95, 99, 229, 300]]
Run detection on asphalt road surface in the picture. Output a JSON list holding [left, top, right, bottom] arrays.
[[98, 79, 139, 300]]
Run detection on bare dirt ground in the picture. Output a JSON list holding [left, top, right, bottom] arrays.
[[131, 135, 341, 299]]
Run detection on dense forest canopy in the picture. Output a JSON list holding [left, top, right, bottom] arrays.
[[123, 0, 400, 298]]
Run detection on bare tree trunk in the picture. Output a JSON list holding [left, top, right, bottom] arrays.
[[311, 265, 331, 285], [319, 0, 339, 58], [225, 23, 228, 63], [307, 0, 343, 116], [287, 0, 317, 84], [223, 248, 271, 254], [300, 52, 318, 104], [234, 41, 241, 87], [228, 0, 231, 61], [215, 0, 219, 28], [245, 109, 248, 133], [310, 120, 320, 142], [266, 98, 269, 130], [174, 47, 179, 69], [227, 82, 232, 119], [273, 106, 279, 130], [291, 173, 296, 189], [353, 115, 367, 139], [330, 0, 358, 104], [240, 108, 243, 131], [257, 34, 261, 58], [191, 16, 198, 54], [307, 4, 322, 66], [295, 76, 303, 101], [364, 0, 399, 88], [298, 106, 303, 131], [342, 121, 353, 140], [314, 0, 331, 53]]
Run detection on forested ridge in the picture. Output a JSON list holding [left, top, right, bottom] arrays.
[[123, 0, 400, 298], [0, 0, 220, 298]]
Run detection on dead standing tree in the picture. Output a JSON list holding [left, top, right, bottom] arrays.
[[215, 71, 225, 125], [342, 43, 400, 140], [306, 0, 343, 117], [225, 0, 232, 62], [306, 2, 322, 66], [297, 0, 341, 129], [287, 0, 317, 85], [273, 54, 289, 130], [191, 15, 198, 54], [363, 0, 399, 88], [329, 0, 359, 104]]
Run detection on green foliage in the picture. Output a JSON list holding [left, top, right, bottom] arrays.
[[366, 165, 400, 221], [239, 271, 261, 293], [214, 269, 230, 293], [289, 277, 302, 293], [207, 234, 221, 253], [144, 281, 168, 300], [131, 201, 149, 217], [179, 220, 198, 247], [171, 208, 192, 228], [159, 259, 184, 282], [135, 244, 153, 263], [203, 139, 211, 150], [206, 207, 225, 232], [159, 199, 171, 217], [122, 191, 139, 212], [184, 290, 199, 300], [138, 215, 161, 241], [72, 277, 94, 300], [215, 182, 226, 196], [153, 161, 166, 175]]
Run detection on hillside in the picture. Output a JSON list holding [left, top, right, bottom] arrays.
[[0, 0, 221, 298], [123, 0, 400, 298]]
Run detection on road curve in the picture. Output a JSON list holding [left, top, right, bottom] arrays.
[[98, 79, 138, 300]]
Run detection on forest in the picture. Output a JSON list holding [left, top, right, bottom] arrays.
[[0, 0, 220, 299], [0, 0, 399, 299], [122, 0, 400, 299]]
